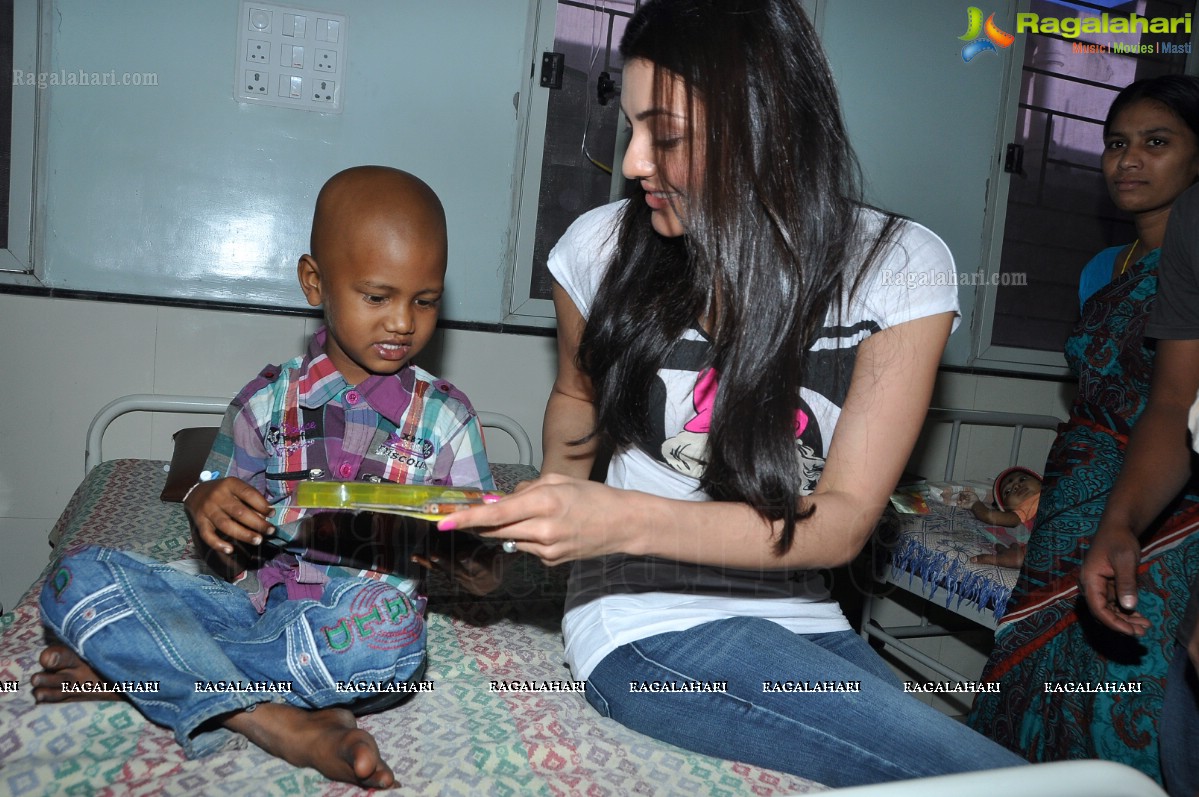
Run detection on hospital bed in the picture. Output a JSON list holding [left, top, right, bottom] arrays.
[[0, 393, 818, 796], [860, 408, 1063, 682], [1, 396, 1159, 796]]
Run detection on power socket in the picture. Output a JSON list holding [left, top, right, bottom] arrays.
[[314, 48, 336, 72], [247, 39, 270, 63], [312, 79, 335, 102], [233, 1, 347, 113], [244, 69, 268, 95]]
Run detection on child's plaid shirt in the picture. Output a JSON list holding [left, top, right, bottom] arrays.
[[202, 327, 494, 610]]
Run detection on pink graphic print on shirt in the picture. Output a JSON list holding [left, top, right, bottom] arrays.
[[663, 368, 822, 491]]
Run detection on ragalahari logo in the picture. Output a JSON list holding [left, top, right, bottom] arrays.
[[959, 7, 1015, 62]]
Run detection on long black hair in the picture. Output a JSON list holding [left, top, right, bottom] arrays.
[[576, 0, 899, 555]]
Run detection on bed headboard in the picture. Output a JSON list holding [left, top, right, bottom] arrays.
[[85, 393, 534, 473], [924, 407, 1062, 482]]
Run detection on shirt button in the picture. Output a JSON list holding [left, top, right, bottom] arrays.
[[338, 463, 353, 478], [345, 390, 361, 405]]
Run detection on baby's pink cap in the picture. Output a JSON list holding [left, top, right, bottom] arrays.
[[993, 466, 1042, 511]]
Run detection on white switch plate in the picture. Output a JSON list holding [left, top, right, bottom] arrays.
[[234, 1, 347, 113]]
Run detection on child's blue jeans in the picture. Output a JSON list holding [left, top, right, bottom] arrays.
[[39, 545, 425, 757]]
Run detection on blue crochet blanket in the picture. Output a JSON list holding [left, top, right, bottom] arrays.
[[882, 502, 1019, 622]]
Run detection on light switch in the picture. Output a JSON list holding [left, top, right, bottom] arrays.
[[280, 74, 303, 98], [283, 13, 306, 38], [316, 18, 340, 43], [233, 1, 346, 113]]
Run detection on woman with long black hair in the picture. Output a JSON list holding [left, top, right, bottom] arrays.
[[971, 75, 1199, 787], [446, 0, 1024, 786]]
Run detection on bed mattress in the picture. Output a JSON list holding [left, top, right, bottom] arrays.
[[0, 458, 821, 796]]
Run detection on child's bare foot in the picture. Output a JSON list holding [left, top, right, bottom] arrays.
[[31, 644, 122, 703], [226, 703, 395, 789]]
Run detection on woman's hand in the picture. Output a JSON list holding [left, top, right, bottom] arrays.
[[184, 477, 274, 577], [438, 474, 637, 567], [1079, 522, 1151, 637]]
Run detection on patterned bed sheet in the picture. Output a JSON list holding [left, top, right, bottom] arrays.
[[0, 459, 821, 796], [883, 503, 1020, 622]]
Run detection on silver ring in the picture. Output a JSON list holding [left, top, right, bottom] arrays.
[[502, 540, 518, 554]]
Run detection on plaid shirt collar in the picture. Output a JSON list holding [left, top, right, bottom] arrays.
[[295, 327, 416, 426]]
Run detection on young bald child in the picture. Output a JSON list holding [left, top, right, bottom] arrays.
[[34, 166, 499, 789]]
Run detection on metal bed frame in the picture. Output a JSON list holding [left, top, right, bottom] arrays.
[[859, 407, 1062, 682], [85, 393, 534, 474]]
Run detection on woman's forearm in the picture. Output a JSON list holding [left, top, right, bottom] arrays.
[[590, 314, 953, 570], [445, 473, 885, 570], [542, 281, 599, 480], [448, 314, 953, 572], [613, 487, 885, 570], [1101, 339, 1199, 537], [541, 388, 598, 479]]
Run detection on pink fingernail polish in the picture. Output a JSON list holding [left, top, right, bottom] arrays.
[[483, 493, 503, 504], [438, 518, 458, 531]]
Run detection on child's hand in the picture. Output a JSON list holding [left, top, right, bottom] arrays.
[[412, 543, 506, 596], [954, 488, 979, 508], [971, 542, 1026, 569], [184, 477, 274, 578]]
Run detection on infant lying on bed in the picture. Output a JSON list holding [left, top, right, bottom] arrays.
[[32, 166, 504, 790], [967, 466, 1042, 568]]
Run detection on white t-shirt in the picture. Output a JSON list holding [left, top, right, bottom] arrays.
[[548, 199, 960, 679]]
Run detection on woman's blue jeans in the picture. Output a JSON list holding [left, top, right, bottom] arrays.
[[584, 617, 1026, 788], [1161, 643, 1199, 797], [39, 545, 425, 757]]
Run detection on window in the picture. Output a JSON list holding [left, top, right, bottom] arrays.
[[505, 0, 823, 327], [1, 0, 41, 276], [507, 0, 635, 325], [973, 0, 1196, 371], [0, 0, 11, 251]]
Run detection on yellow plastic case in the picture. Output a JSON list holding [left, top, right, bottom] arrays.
[[293, 482, 485, 521]]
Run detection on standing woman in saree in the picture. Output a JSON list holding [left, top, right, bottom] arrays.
[[969, 75, 1199, 784]]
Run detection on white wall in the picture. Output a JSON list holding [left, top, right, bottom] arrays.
[[32, 0, 533, 322]]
